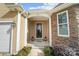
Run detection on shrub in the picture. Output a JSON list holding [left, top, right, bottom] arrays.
[[53, 45, 76, 56], [43, 45, 76, 56], [43, 46, 54, 56], [15, 46, 32, 56]]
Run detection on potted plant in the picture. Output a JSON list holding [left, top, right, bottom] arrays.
[[31, 36, 35, 41], [43, 36, 47, 41]]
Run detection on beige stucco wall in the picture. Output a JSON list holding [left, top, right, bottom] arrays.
[[0, 11, 26, 54], [28, 20, 49, 41]]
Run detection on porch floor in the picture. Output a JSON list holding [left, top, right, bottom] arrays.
[[30, 40, 49, 49]]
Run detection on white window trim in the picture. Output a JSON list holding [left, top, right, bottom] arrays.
[[57, 10, 70, 37], [10, 24, 13, 54]]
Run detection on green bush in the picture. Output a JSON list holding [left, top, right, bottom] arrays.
[[43, 46, 54, 56], [43, 45, 76, 56], [15, 46, 32, 56]]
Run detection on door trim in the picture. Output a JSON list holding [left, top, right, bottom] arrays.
[[35, 22, 43, 39]]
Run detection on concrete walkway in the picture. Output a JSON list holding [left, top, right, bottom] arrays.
[[28, 44, 44, 56]]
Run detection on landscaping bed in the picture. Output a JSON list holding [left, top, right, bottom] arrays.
[[13, 46, 32, 56]]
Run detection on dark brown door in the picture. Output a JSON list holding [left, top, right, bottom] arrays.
[[36, 23, 42, 39]]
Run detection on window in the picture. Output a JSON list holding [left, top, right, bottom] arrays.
[[57, 10, 69, 37]]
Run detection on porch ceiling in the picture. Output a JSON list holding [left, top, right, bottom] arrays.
[[28, 16, 49, 21]]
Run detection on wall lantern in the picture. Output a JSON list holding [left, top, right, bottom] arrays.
[[12, 22, 16, 27]]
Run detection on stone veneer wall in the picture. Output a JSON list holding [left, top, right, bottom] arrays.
[[51, 5, 79, 48]]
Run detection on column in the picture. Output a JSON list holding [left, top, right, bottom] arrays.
[[24, 17, 28, 46], [16, 12, 21, 52], [49, 17, 52, 46]]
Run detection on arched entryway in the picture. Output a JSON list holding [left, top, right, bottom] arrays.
[[27, 14, 52, 48]]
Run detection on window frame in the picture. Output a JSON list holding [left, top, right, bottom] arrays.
[[57, 10, 70, 37]]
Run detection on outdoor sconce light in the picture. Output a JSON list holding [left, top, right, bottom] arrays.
[[12, 22, 16, 27]]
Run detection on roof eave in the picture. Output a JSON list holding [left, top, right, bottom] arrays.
[[5, 3, 23, 12], [49, 3, 76, 16]]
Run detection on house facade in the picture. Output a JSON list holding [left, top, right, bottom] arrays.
[[27, 4, 79, 49], [0, 3, 27, 54], [1, 3, 79, 55]]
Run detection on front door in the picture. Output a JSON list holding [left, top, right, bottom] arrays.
[[36, 23, 43, 39]]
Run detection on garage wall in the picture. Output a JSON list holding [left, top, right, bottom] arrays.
[[0, 11, 18, 54], [0, 4, 26, 54]]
